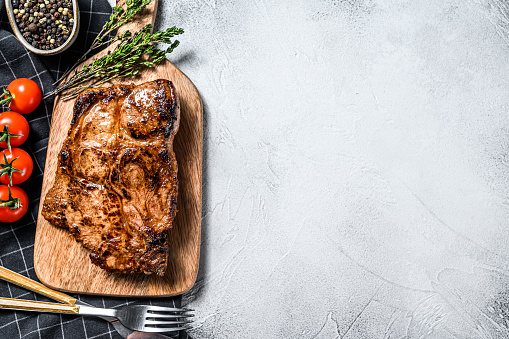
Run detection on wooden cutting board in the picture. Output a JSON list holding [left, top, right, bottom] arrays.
[[34, 0, 202, 297]]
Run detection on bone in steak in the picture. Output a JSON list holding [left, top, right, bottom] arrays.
[[42, 79, 179, 276]]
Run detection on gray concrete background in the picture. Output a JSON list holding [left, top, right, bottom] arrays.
[[135, 0, 509, 337]]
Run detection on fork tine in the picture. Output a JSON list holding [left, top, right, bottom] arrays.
[[144, 320, 193, 326], [142, 325, 193, 333], [146, 313, 195, 318], [146, 305, 194, 312]]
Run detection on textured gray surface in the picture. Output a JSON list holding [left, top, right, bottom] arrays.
[[155, 0, 509, 338]]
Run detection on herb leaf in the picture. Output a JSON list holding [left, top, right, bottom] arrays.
[[47, 0, 182, 100]]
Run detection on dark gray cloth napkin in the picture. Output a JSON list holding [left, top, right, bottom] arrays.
[[0, 2, 190, 338]]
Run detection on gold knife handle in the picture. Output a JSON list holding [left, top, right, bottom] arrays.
[[0, 267, 76, 305], [0, 297, 79, 314]]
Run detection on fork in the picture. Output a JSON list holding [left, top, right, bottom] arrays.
[[0, 297, 194, 333]]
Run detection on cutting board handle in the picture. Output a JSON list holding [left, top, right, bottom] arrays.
[[34, 0, 202, 297], [115, 0, 158, 36]]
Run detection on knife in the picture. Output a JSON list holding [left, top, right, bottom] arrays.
[[0, 266, 167, 338]]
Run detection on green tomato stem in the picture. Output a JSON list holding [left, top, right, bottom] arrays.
[[0, 88, 12, 107], [0, 125, 23, 153], [0, 186, 21, 210], [0, 153, 23, 186]]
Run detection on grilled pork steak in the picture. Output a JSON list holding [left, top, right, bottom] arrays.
[[42, 79, 179, 276]]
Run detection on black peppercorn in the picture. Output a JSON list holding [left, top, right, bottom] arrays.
[[28, 22, 37, 32], [12, 0, 73, 50]]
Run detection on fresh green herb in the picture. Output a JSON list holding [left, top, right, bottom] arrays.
[[47, 0, 184, 100], [55, 0, 155, 85], [47, 25, 183, 99]]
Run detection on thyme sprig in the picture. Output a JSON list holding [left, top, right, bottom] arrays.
[[55, 0, 155, 85], [46, 25, 183, 99]]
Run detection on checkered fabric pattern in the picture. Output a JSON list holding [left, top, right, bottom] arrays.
[[0, 2, 190, 338]]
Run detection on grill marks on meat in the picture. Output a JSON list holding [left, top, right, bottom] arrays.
[[42, 80, 180, 276]]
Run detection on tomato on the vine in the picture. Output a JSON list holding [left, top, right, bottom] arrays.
[[0, 111, 29, 152], [0, 185, 28, 223], [0, 148, 33, 185], [1, 78, 42, 114]]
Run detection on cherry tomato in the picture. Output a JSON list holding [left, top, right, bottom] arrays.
[[2, 78, 42, 114], [0, 148, 33, 185], [0, 111, 29, 151], [0, 185, 28, 223]]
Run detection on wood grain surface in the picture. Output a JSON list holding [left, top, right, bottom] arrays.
[[34, 0, 202, 297]]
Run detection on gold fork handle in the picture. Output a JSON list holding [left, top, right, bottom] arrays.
[[0, 267, 76, 305], [0, 297, 80, 314]]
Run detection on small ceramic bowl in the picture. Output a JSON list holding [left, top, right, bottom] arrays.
[[4, 0, 80, 55]]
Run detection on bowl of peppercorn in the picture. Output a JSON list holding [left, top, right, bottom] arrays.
[[5, 0, 79, 55]]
